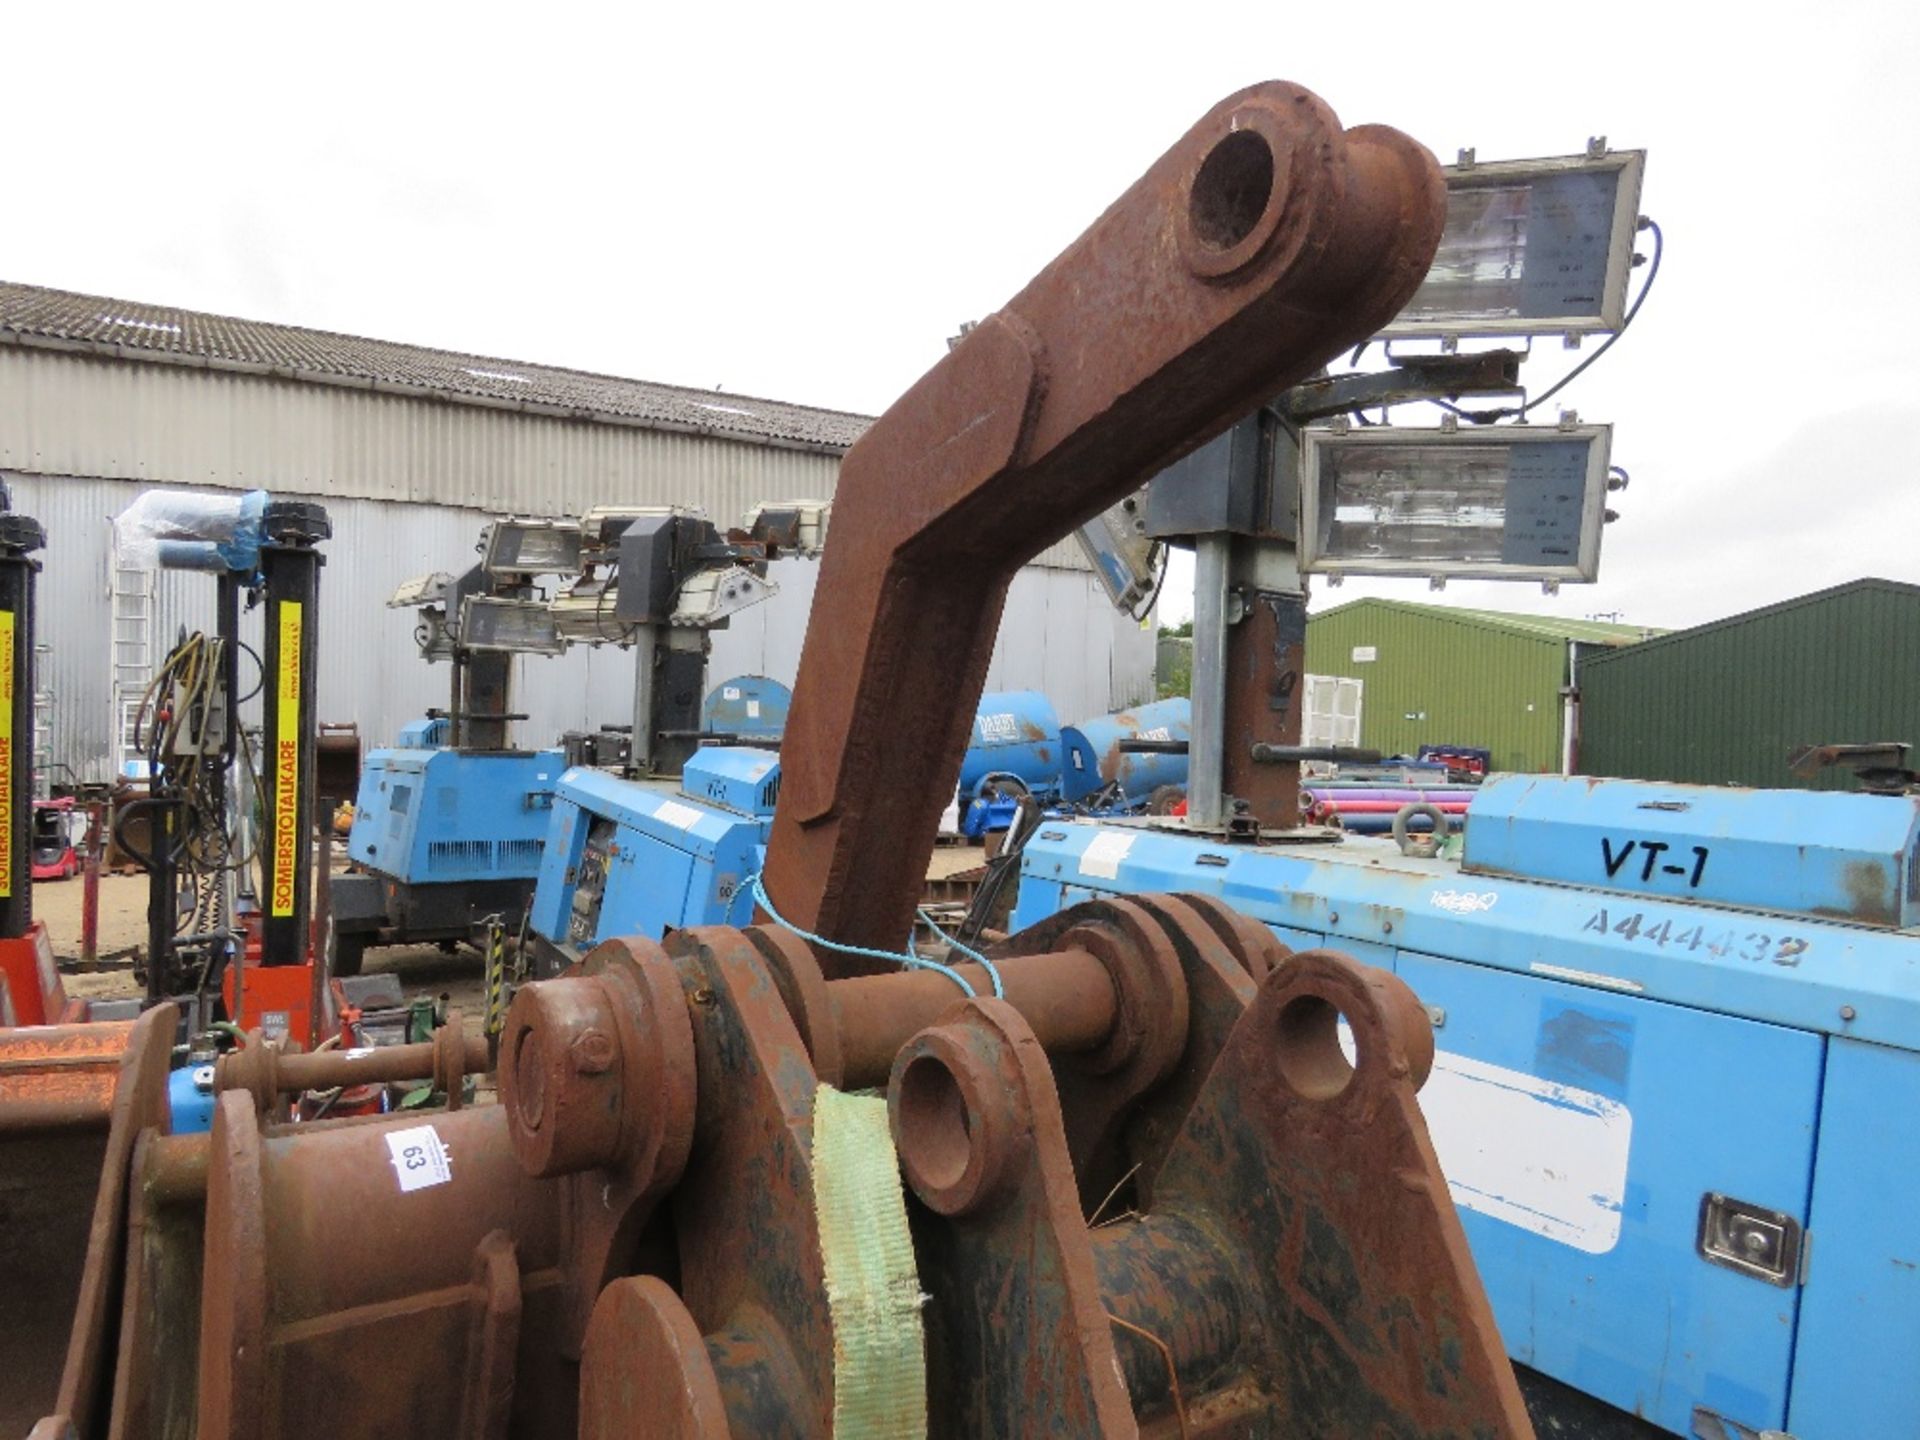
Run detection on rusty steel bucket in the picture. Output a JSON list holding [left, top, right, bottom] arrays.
[[0, 1009, 171, 1437]]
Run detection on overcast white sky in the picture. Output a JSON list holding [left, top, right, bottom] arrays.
[[9, 1, 1918, 631]]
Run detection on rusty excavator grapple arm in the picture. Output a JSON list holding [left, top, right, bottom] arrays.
[[12, 80, 1537, 1440], [766, 82, 1446, 956]]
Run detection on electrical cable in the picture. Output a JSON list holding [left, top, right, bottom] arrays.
[[137, 629, 258, 998], [1126, 546, 1169, 623], [914, 909, 1006, 998], [745, 871, 990, 999], [1357, 216, 1663, 427]]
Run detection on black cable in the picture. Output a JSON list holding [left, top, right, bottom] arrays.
[[1362, 217, 1663, 427], [1513, 216, 1663, 417], [232, 639, 266, 704], [1434, 217, 1663, 426], [1126, 547, 1168, 623]]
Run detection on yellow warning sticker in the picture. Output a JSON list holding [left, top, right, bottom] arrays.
[[0, 610, 14, 899], [271, 601, 302, 916]]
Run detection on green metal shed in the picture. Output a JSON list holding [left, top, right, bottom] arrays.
[[1304, 599, 1655, 773], [1577, 578, 1920, 790]]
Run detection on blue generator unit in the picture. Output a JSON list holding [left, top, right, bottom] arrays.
[[332, 746, 563, 973], [1011, 773, 1920, 1439], [526, 746, 779, 968]]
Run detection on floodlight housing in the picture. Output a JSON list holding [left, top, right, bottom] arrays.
[[482, 519, 585, 578], [458, 595, 566, 655], [1381, 149, 1645, 340], [1298, 423, 1612, 584], [387, 572, 452, 608], [1074, 487, 1161, 612]]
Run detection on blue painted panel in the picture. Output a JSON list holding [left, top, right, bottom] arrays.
[[529, 796, 591, 941], [529, 765, 774, 952], [702, 675, 790, 741], [348, 748, 562, 884], [1789, 1038, 1920, 1436], [167, 1064, 217, 1135], [596, 839, 696, 942], [1013, 824, 1920, 1048], [680, 746, 781, 818], [1397, 952, 1821, 1435], [1464, 774, 1920, 929]]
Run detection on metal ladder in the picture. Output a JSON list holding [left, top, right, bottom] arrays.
[[32, 643, 53, 800], [109, 562, 156, 779]]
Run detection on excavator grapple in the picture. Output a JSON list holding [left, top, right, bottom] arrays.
[[12, 78, 1533, 1440]]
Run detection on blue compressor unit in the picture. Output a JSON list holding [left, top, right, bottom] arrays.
[[1011, 773, 1920, 1439], [526, 746, 779, 964]]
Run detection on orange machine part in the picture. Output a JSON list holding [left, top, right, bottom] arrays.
[[0, 923, 84, 1028], [222, 962, 318, 1048]]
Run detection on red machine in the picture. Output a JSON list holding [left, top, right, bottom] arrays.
[[30, 797, 78, 881]]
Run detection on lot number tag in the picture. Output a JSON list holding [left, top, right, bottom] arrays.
[[385, 1124, 453, 1193]]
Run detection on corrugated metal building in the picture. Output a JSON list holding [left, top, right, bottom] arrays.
[[0, 282, 1152, 781], [1304, 599, 1656, 773], [1578, 578, 1920, 790]]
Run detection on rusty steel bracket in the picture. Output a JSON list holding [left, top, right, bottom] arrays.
[[766, 82, 1446, 957], [576, 925, 837, 1436], [500, 935, 698, 1355], [889, 952, 1532, 1437]]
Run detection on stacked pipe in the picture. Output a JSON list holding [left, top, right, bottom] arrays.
[[1304, 781, 1479, 834]]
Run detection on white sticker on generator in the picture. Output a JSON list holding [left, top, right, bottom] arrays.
[[654, 800, 704, 831], [384, 1124, 454, 1194], [723, 686, 742, 700], [746, 700, 761, 718], [1078, 831, 1136, 880], [1418, 1050, 1631, 1254]]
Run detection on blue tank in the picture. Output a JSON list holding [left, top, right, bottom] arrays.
[[703, 675, 791, 742], [1060, 697, 1190, 802], [956, 690, 1063, 801]]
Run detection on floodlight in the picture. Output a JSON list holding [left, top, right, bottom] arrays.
[[458, 595, 566, 655], [387, 572, 452, 609], [672, 567, 778, 627], [482, 519, 585, 577], [741, 500, 832, 558], [1073, 487, 1161, 612], [1381, 149, 1645, 340], [1298, 424, 1612, 583]]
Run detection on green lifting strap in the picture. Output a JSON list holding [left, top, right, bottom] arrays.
[[811, 1083, 928, 1439]]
